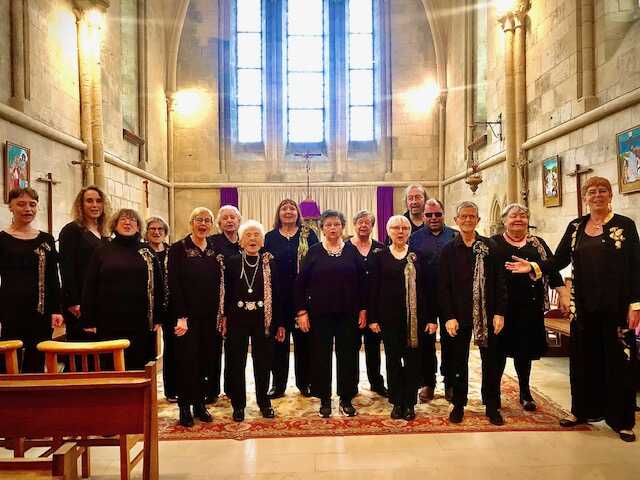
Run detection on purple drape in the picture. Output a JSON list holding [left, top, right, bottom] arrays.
[[220, 187, 238, 208], [376, 186, 394, 243]]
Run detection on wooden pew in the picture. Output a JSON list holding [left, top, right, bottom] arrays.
[[0, 363, 159, 480], [0, 442, 82, 479], [0, 340, 23, 374]]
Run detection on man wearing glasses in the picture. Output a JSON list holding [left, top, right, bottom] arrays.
[[409, 198, 457, 403]]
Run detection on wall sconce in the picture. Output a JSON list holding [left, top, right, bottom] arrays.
[[469, 113, 503, 142]]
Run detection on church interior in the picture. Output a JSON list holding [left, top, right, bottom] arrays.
[[1, 0, 640, 478]]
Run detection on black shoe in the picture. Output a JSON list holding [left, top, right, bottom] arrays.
[[232, 409, 245, 422], [587, 416, 604, 423], [619, 430, 636, 442], [339, 400, 357, 417], [298, 386, 312, 397], [403, 406, 416, 421], [268, 387, 285, 399], [444, 386, 453, 403], [449, 405, 464, 424], [166, 395, 178, 403], [204, 394, 218, 405], [520, 399, 537, 412], [487, 410, 504, 426], [260, 406, 276, 419], [179, 405, 194, 428], [419, 386, 434, 403], [319, 399, 332, 418], [193, 403, 213, 423], [559, 416, 586, 428], [390, 404, 403, 419], [372, 385, 389, 398]]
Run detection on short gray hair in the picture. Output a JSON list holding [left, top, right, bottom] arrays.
[[319, 209, 346, 228], [216, 205, 242, 227], [238, 219, 265, 240], [145, 216, 170, 237], [386, 214, 411, 235], [352, 209, 376, 227], [404, 184, 428, 204], [425, 198, 444, 210], [109, 208, 143, 235], [501, 203, 529, 221], [455, 201, 479, 217]]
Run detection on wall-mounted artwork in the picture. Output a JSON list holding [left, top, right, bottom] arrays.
[[4, 142, 31, 203], [616, 126, 640, 194], [542, 155, 561, 207]]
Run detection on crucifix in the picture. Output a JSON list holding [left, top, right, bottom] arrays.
[[567, 163, 593, 217], [36, 172, 60, 234], [294, 152, 322, 199]]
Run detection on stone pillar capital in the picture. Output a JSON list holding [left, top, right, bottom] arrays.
[[498, 14, 515, 33], [73, 0, 110, 12]]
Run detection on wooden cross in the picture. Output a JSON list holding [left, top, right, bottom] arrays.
[[36, 173, 60, 234], [567, 163, 593, 217]]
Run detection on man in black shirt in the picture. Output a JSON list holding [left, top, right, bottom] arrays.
[[439, 201, 507, 426]]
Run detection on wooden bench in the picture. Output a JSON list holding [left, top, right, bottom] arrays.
[[0, 442, 82, 480]]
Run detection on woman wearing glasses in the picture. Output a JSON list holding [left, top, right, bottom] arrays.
[[507, 177, 640, 442], [168, 207, 224, 427], [369, 215, 436, 420]]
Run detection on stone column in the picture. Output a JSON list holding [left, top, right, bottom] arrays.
[[577, 0, 597, 111], [500, 14, 518, 204], [77, 16, 95, 186], [514, 8, 529, 204], [166, 93, 176, 238], [9, 0, 29, 111], [438, 90, 447, 202]]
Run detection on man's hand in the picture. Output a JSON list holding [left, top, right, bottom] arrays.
[[175, 318, 188, 336], [425, 323, 438, 335]]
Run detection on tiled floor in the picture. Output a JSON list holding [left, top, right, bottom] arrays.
[[3, 353, 639, 479]]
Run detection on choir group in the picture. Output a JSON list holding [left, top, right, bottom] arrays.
[[0, 177, 638, 442]]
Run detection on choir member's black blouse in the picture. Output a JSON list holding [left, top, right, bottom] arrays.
[[264, 227, 319, 327], [81, 233, 161, 333], [368, 248, 434, 329], [0, 231, 61, 327], [147, 243, 170, 324], [223, 253, 282, 333], [294, 242, 366, 316], [210, 233, 241, 259], [58, 221, 106, 309], [168, 235, 222, 325], [347, 238, 385, 309], [438, 234, 507, 327]]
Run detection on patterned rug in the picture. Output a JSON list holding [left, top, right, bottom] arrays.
[[158, 350, 589, 441]]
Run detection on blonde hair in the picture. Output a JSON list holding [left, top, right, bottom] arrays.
[[188, 207, 214, 224], [386, 214, 411, 235], [71, 185, 111, 236]]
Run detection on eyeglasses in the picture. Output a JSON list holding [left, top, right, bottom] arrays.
[[193, 217, 213, 224], [425, 212, 443, 218], [389, 225, 410, 231]]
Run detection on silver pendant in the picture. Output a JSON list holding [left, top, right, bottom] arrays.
[[248, 288, 253, 293]]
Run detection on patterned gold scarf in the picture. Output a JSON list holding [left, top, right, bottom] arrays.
[[262, 252, 273, 336], [216, 254, 226, 331], [472, 241, 489, 347], [296, 225, 311, 274], [138, 248, 156, 330], [404, 252, 419, 348], [34, 242, 52, 315], [527, 235, 550, 311]]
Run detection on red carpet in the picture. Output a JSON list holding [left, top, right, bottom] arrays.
[[158, 354, 589, 441]]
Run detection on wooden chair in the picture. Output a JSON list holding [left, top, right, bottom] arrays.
[[34, 340, 148, 480], [0, 442, 82, 480], [0, 340, 23, 374]]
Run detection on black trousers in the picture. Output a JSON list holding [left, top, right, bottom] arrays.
[[382, 325, 420, 407], [0, 317, 50, 373], [439, 316, 453, 387], [205, 328, 224, 399], [161, 323, 177, 398], [270, 327, 313, 392], [224, 319, 273, 410], [496, 355, 533, 401], [310, 313, 359, 401], [449, 326, 501, 412], [361, 328, 385, 390], [175, 317, 219, 406], [570, 311, 636, 431], [100, 329, 155, 371], [419, 329, 437, 389]]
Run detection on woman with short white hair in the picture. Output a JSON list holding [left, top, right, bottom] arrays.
[[168, 206, 223, 427], [369, 215, 436, 420], [221, 220, 284, 421], [211, 205, 242, 259]]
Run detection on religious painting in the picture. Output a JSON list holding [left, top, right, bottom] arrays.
[[542, 156, 561, 207], [616, 126, 640, 194], [3, 142, 31, 203]]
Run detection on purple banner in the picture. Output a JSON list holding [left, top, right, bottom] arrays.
[[376, 186, 394, 243]]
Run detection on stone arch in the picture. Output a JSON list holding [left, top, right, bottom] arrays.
[[487, 196, 504, 236]]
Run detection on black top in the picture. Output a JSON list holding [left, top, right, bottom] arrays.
[[368, 248, 434, 329], [264, 227, 319, 328], [81, 233, 161, 333], [0, 231, 61, 329], [224, 253, 282, 334], [295, 242, 366, 316], [346, 238, 385, 310], [438, 233, 507, 327], [147, 243, 170, 324], [540, 214, 640, 322], [210, 233, 241, 259], [575, 233, 607, 312], [58, 221, 106, 308], [168, 235, 222, 325]]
